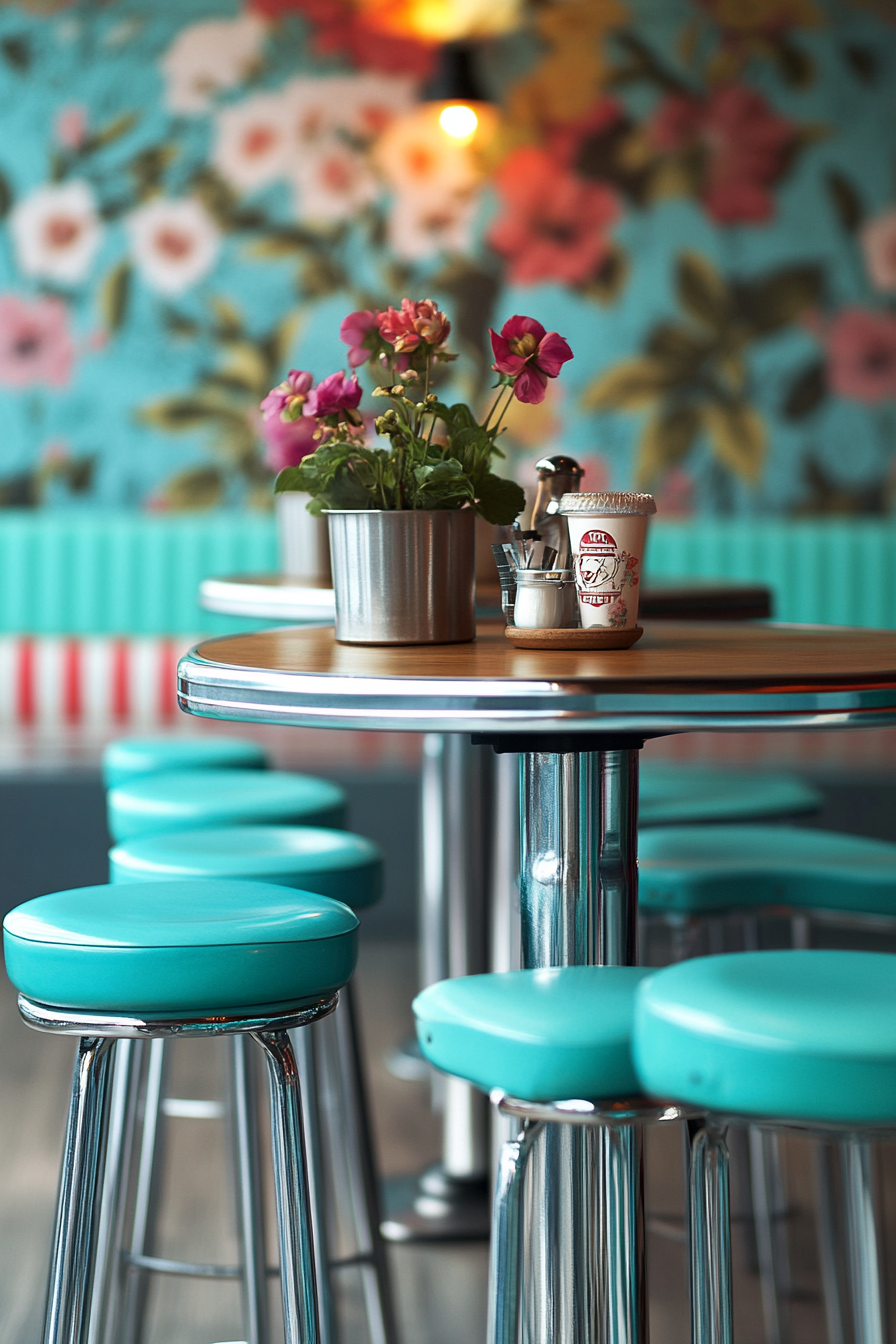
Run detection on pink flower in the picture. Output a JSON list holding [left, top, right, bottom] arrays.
[[261, 410, 319, 473], [650, 84, 794, 225], [487, 146, 620, 286], [55, 105, 87, 151], [546, 97, 626, 169], [825, 307, 896, 404], [489, 316, 574, 405], [250, 0, 437, 78], [861, 209, 896, 295], [260, 369, 313, 423], [340, 309, 378, 367], [377, 298, 450, 353], [304, 370, 363, 417], [0, 294, 74, 388]]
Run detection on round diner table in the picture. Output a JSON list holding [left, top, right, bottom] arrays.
[[178, 619, 896, 1344]]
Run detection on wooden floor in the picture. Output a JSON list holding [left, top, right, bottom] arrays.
[[1, 940, 893, 1344]]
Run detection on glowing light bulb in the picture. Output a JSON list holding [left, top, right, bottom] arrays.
[[439, 104, 479, 140]]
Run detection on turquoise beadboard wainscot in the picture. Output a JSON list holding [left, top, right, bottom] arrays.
[[0, 513, 892, 635]]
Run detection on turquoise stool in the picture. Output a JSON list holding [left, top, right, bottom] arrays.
[[102, 736, 268, 788], [107, 768, 346, 841], [413, 967, 689, 1344], [634, 951, 896, 1344], [3, 879, 358, 1344], [638, 763, 821, 827], [108, 824, 394, 1344]]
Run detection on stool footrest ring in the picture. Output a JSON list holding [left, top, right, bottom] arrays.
[[17, 993, 338, 1038]]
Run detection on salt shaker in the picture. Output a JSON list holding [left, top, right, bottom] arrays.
[[512, 569, 578, 630]]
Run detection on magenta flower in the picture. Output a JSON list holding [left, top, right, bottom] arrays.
[[260, 369, 313, 423], [340, 309, 378, 367], [826, 307, 896, 404], [304, 370, 363, 417], [261, 410, 319, 473], [377, 298, 450, 354], [0, 293, 74, 388], [489, 316, 574, 405]]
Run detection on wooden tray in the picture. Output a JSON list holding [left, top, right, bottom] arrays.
[[504, 625, 644, 650]]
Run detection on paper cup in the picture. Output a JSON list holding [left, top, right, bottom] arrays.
[[559, 492, 656, 630]]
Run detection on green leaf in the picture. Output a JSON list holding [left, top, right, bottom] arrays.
[[772, 38, 814, 89], [1, 36, 30, 71], [580, 242, 630, 306], [99, 260, 131, 332], [274, 467, 307, 494], [844, 46, 877, 82], [636, 405, 701, 487], [703, 400, 766, 483], [735, 265, 824, 336], [783, 361, 827, 420], [826, 172, 864, 233], [582, 357, 676, 411], [83, 112, 139, 153], [676, 253, 730, 331], [0, 168, 12, 220], [645, 323, 710, 373], [474, 473, 526, 526], [162, 466, 224, 511]]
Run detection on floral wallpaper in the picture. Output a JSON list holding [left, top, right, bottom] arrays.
[[2, 0, 896, 515]]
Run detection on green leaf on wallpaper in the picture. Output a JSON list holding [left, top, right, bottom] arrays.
[[843, 46, 878, 83], [99, 261, 131, 332], [0, 169, 12, 220], [299, 254, 348, 299], [583, 357, 674, 411], [216, 342, 271, 394], [208, 295, 243, 340], [637, 404, 702, 486], [1, 36, 30, 71], [735, 265, 823, 336], [82, 112, 139, 154], [703, 401, 765, 483], [247, 228, 317, 259], [783, 361, 827, 420], [130, 145, 176, 200], [676, 253, 730, 332], [644, 323, 709, 376], [190, 168, 240, 229], [162, 466, 225, 510], [771, 39, 814, 89], [139, 396, 223, 431], [826, 172, 864, 233], [162, 308, 200, 339], [580, 242, 630, 307]]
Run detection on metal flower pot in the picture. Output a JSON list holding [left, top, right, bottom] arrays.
[[326, 509, 476, 645]]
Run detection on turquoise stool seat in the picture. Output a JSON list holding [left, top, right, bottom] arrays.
[[639, 763, 821, 826], [414, 966, 651, 1101], [3, 879, 358, 1014], [638, 825, 896, 915], [107, 769, 347, 841], [102, 737, 268, 788], [633, 950, 896, 1125], [109, 825, 382, 909]]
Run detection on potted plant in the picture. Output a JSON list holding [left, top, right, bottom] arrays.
[[263, 299, 573, 644]]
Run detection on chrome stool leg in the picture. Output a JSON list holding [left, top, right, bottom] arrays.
[[254, 1028, 321, 1344], [841, 1136, 890, 1344], [230, 1034, 270, 1344], [120, 1037, 168, 1344], [488, 1121, 542, 1344], [292, 1021, 337, 1344], [43, 1037, 115, 1344], [689, 1121, 733, 1344], [814, 1142, 848, 1344]]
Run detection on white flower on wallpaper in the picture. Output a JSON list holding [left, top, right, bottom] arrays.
[[291, 140, 379, 223], [213, 92, 292, 193], [388, 189, 477, 261], [127, 198, 221, 296], [861, 209, 896, 295], [9, 180, 103, 286], [328, 72, 417, 141], [160, 14, 267, 116]]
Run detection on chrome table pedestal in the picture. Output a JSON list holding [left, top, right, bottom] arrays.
[[381, 734, 493, 1242]]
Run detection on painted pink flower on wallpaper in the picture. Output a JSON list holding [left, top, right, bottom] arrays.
[[488, 146, 619, 285], [490, 316, 573, 405], [250, 0, 437, 77], [825, 308, 896, 404], [861, 209, 896, 294], [0, 295, 75, 389], [651, 84, 794, 224]]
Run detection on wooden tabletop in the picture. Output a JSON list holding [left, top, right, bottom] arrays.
[[179, 621, 896, 737]]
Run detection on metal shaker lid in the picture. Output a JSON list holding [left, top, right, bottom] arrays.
[[535, 455, 584, 479]]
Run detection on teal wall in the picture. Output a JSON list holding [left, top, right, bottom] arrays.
[[0, 512, 892, 634]]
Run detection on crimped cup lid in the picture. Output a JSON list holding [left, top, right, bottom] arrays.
[[559, 491, 656, 516]]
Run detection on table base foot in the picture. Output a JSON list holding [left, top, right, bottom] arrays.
[[380, 1168, 491, 1243]]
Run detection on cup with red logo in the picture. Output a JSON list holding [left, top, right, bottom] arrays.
[[558, 493, 657, 630]]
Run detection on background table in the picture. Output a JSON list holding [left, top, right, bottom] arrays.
[[199, 574, 773, 625], [179, 620, 896, 1344]]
